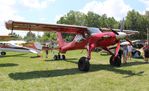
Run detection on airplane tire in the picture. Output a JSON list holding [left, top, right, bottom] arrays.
[[58, 54, 61, 60], [110, 55, 121, 67], [53, 55, 58, 60], [110, 56, 114, 66], [62, 55, 66, 60], [1, 52, 6, 56], [78, 57, 90, 71]]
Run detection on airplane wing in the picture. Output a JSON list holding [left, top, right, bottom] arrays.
[[113, 29, 139, 35], [100, 28, 139, 35], [5, 20, 88, 34], [0, 35, 14, 41]]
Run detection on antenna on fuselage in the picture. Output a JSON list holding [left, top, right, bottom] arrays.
[[10, 21, 14, 35]]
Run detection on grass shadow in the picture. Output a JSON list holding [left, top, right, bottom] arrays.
[[9, 60, 145, 80], [0, 53, 28, 58], [122, 61, 148, 67], [0, 63, 18, 67], [45, 58, 77, 62], [132, 56, 143, 59], [30, 55, 41, 58]]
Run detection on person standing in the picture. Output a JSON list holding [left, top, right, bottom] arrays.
[[45, 43, 49, 58], [122, 45, 128, 63], [143, 42, 149, 63], [127, 44, 133, 60]]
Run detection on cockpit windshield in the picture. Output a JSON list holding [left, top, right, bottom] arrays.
[[87, 28, 102, 35]]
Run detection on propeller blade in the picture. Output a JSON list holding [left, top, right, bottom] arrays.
[[114, 41, 120, 57], [112, 29, 119, 35], [126, 38, 133, 46], [120, 18, 124, 32]]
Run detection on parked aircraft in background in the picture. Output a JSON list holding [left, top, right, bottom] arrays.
[[5, 20, 138, 71], [0, 35, 14, 41], [0, 40, 42, 56]]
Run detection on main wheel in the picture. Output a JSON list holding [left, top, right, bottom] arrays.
[[110, 55, 121, 67], [78, 57, 90, 71], [110, 55, 114, 66], [62, 55, 66, 60], [1, 52, 6, 56], [53, 55, 58, 60]]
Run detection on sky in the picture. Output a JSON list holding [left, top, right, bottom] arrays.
[[0, 0, 149, 36]]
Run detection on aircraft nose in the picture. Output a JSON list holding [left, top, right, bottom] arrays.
[[116, 32, 127, 40]]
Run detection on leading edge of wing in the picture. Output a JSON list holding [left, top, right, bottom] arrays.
[[101, 28, 139, 35], [5, 20, 88, 34]]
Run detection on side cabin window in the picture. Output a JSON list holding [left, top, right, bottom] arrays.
[[74, 34, 84, 42], [87, 27, 102, 35], [62, 33, 75, 42]]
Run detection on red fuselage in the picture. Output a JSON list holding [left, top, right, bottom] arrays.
[[59, 32, 117, 53]]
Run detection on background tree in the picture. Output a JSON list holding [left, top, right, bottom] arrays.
[[8, 32, 22, 40], [57, 10, 86, 25], [125, 10, 148, 39], [85, 11, 100, 27], [24, 32, 36, 42], [38, 32, 57, 43]]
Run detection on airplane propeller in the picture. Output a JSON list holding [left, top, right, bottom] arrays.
[[114, 18, 133, 59], [111, 29, 119, 35]]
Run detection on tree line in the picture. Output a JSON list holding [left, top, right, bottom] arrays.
[[11, 10, 149, 42]]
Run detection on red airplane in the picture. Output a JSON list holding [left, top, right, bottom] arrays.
[[5, 20, 136, 71]]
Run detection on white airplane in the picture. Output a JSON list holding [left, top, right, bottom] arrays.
[[0, 39, 42, 56]]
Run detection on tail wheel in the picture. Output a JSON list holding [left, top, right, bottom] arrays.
[[110, 55, 121, 67], [62, 55, 66, 60], [1, 52, 6, 56], [78, 57, 90, 71], [53, 55, 58, 60]]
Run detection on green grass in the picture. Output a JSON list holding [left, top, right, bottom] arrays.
[[0, 50, 149, 91]]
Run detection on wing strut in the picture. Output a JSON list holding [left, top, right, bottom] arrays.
[[11, 21, 14, 35]]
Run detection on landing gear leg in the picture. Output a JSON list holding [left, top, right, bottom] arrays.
[[78, 43, 94, 71]]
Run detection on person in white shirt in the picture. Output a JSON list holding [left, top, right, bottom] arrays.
[[122, 45, 128, 63], [127, 44, 133, 60]]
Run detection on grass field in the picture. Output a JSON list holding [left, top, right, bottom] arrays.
[[0, 50, 149, 91]]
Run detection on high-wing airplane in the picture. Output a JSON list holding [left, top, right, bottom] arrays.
[[5, 20, 137, 71], [0, 39, 42, 56]]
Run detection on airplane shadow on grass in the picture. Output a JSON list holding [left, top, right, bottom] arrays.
[[8, 60, 146, 80], [0, 53, 29, 58], [0, 63, 18, 67], [45, 58, 77, 62]]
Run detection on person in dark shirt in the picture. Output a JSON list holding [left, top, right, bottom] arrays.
[[143, 42, 149, 63]]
